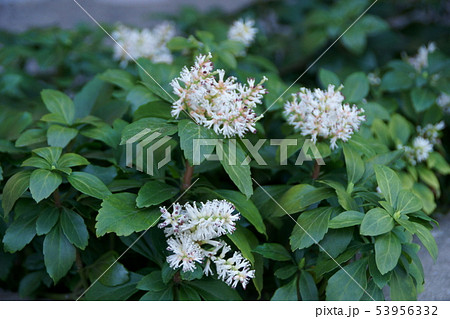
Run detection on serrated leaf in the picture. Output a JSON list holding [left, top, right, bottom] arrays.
[[96, 193, 161, 237], [60, 208, 89, 250], [47, 125, 78, 148], [360, 208, 394, 236], [375, 232, 401, 275], [41, 89, 75, 125], [43, 223, 76, 283], [30, 169, 62, 203], [136, 181, 178, 208]]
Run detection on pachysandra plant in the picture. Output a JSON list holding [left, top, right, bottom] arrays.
[[1, 1, 449, 302]]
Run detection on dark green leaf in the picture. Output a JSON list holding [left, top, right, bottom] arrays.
[[41, 89, 75, 125], [271, 277, 298, 301], [67, 171, 112, 200], [326, 258, 368, 301], [253, 243, 291, 261], [375, 232, 401, 275], [3, 210, 38, 253], [57, 153, 90, 168], [374, 165, 401, 206], [290, 207, 332, 251], [30, 169, 62, 203], [178, 119, 217, 165], [36, 206, 59, 236], [360, 208, 394, 236], [88, 252, 130, 287], [60, 208, 89, 250], [390, 267, 417, 301], [2, 170, 31, 217], [299, 270, 318, 301], [342, 72, 369, 102], [136, 181, 178, 208], [329, 210, 364, 229], [343, 143, 364, 185], [47, 125, 78, 148], [187, 278, 242, 300]]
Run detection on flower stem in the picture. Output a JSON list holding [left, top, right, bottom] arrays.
[[52, 189, 61, 208], [182, 159, 194, 190], [312, 161, 320, 180]]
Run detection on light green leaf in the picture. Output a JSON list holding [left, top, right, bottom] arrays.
[[43, 223, 76, 283], [41, 89, 75, 125], [30, 169, 62, 203], [360, 208, 394, 236], [47, 125, 78, 148], [96, 193, 161, 237], [375, 232, 401, 275], [136, 181, 178, 208], [374, 165, 401, 206], [342, 72, 369, 102], [343, 143, 364, 185], [67, 172, 112, 200], [396, 190, 422, 214], [57, 153, 90, 168], [329, 210, 364, 229]]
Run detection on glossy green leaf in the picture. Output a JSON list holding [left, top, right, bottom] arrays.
[[36, 206, 60, 236], [328, 210, 364, 229], [2, 210, 38, 253], [2, 170, 31, 217], [57, 153, 90, 168], [360, 208, 394, 236], [60, 208, 89, 250], [30, 169, 62, 203], [67, 171, 112, 200], [136, 181, 178, 208]]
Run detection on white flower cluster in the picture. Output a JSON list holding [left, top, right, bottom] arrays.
[[400, 121, 444, 165], [283, 85, 366, 149], [170, 53, 268, 138], [437, 93, 450, 114], [112, 22, 175, 66], [227, 18, 258, 47], [159, 200, 255, 289], [406, 42, 436, 72]]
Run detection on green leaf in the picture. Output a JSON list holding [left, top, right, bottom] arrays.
[[140, 288, 174, 301], [411, 87, 436, 113], [32, 147, 62, 164], [326, 258, 368, 301], [60, 208, 89, 250], [381, 71, 413, 92], [43, 223, 76, 283], [375, 232, 401, 275], [36, 206, 60, 236], [374, 165, 401, 206], [81, 124, 120, 149], [57, 153, 90, 168], [178, 120, 217, 165], [220, 139, 253, 198], [342, 72, 369, 102], [178, 285, 201, 301], [227, 225, 255, 264], [360, 208, 394, 236], [299, 270, 319, 301], [388, 114, 411, 145], [214, 189, 266, 235], [30, 169, 62, 203], [390, 267, 417, 301], [413, 222, 438, 261], [133, 101, 172, 121], [253, 243, 291, 261], [187, 278, 242, 301], [271, 277, 298, 301], [273, 184, 334, 217], [368, 254, 390, 289], [22, 156, 52, 169], [396, 190, 422, 214], [119, 118, 177, 145], [96, 193, 161, 237], [88, 252, 130, 287], [318, 69, 340, 88], [99, 69, 135, 90], [343, 143, 364, 185], [2, 210, 38, 253], [137, 271, 165, 291], [319, 228, 353, 258], [290, 207, 332, 250], [275, 265, 297, 280], [46, 125, 78, 148], [1, 170, 31, 217], [83, 273, 142, 301], [180, 266, 204, 281], [18, 271, 44, 298], [41, 89, 75, 125], [329, 210, 364, 229], [136, 181, 178, 208], [15, 129, 47, 147], [67, 172, 112, 200]]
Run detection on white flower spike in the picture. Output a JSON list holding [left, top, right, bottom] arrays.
[[228, 18, 258, 47]]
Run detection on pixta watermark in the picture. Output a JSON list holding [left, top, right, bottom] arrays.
[[126, 129, 325, 175]]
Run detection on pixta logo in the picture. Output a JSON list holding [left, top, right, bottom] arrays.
[[126, 129, 172, 176]]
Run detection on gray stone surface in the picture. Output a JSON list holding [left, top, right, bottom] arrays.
[[418, 214, 450, 300], [0, 0, 253, 32]]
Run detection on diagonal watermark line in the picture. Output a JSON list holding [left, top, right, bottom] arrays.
[[76, 178, 200, 301], [72, 0, 198, 124], [262, 0, 378, 116], [252, 178, 376, 301]]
